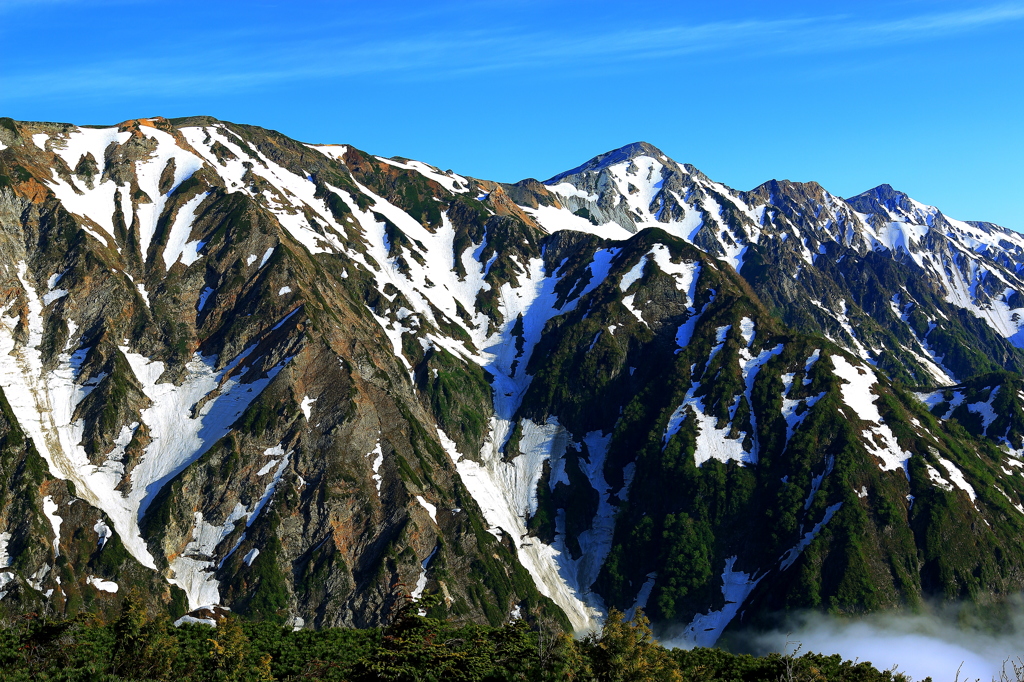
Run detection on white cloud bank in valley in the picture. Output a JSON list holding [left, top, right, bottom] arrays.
[[660, 606, 1024, 680]]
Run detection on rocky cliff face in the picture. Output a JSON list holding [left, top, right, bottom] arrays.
[[1, 117, 1023, 644]]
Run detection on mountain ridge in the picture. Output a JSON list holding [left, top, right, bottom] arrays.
[[1, 115, 1024, 646]]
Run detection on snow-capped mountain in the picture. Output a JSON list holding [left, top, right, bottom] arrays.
[[1, 116, 1023, 644], [505, 142, 1024, 388]]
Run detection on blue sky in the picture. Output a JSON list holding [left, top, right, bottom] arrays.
[[1, 0, 1021, 229]]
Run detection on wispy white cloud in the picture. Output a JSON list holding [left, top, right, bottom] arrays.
[[0, 0, 71, 8], [1, 2, 1021, 100], [0, 0, 138, 11]]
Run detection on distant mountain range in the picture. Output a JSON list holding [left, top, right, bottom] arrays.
[[1, 115, 1023, 644]]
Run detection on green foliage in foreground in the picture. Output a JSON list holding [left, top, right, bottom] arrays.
[[0, 597, 931, 681]]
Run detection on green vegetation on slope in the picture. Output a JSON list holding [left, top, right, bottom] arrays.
[[0, 596, 932, 682]]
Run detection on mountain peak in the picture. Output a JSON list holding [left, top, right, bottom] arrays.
[[847, 183, 915, 215], [545, 141, 671, 184], [749, 178, 827, 198], [846, 184, 948, 231], [858, 183, 905, 203]]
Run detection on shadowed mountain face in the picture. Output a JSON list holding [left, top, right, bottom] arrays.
[[1, 117, 1024, 644]]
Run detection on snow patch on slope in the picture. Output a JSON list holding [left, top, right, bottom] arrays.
[[0, 264, 289, 582], [664, 332, 781, 468], [415, 496, 438, 524], [831, 355, 910, 475], [87, 576, 118, 593], [162, 192, 208, 270], [94, 520, 112, 549], [42, 496, 62, 557], [780, 356, 825, 445], [937, 455, 977, 502], [375, 156, 470, 194], [300, 395, 316, 420], [368, 440, 384, 496], [780, 502, 843, 570], [169, 506, 245, 610], [675, 557, 764, 647], [0, 532, 12, 568], [170, 444, 291, 611]]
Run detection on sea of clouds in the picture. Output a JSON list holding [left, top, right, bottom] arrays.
[[747, 612, 1023, 681], [662, 606, 1024, 681]]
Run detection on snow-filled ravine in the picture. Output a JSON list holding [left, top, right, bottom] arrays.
[[319, 167, 643, 631], [0, 260, 289, 608]]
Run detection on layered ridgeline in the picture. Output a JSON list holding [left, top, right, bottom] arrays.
[[1, 117, 1024, 644]]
